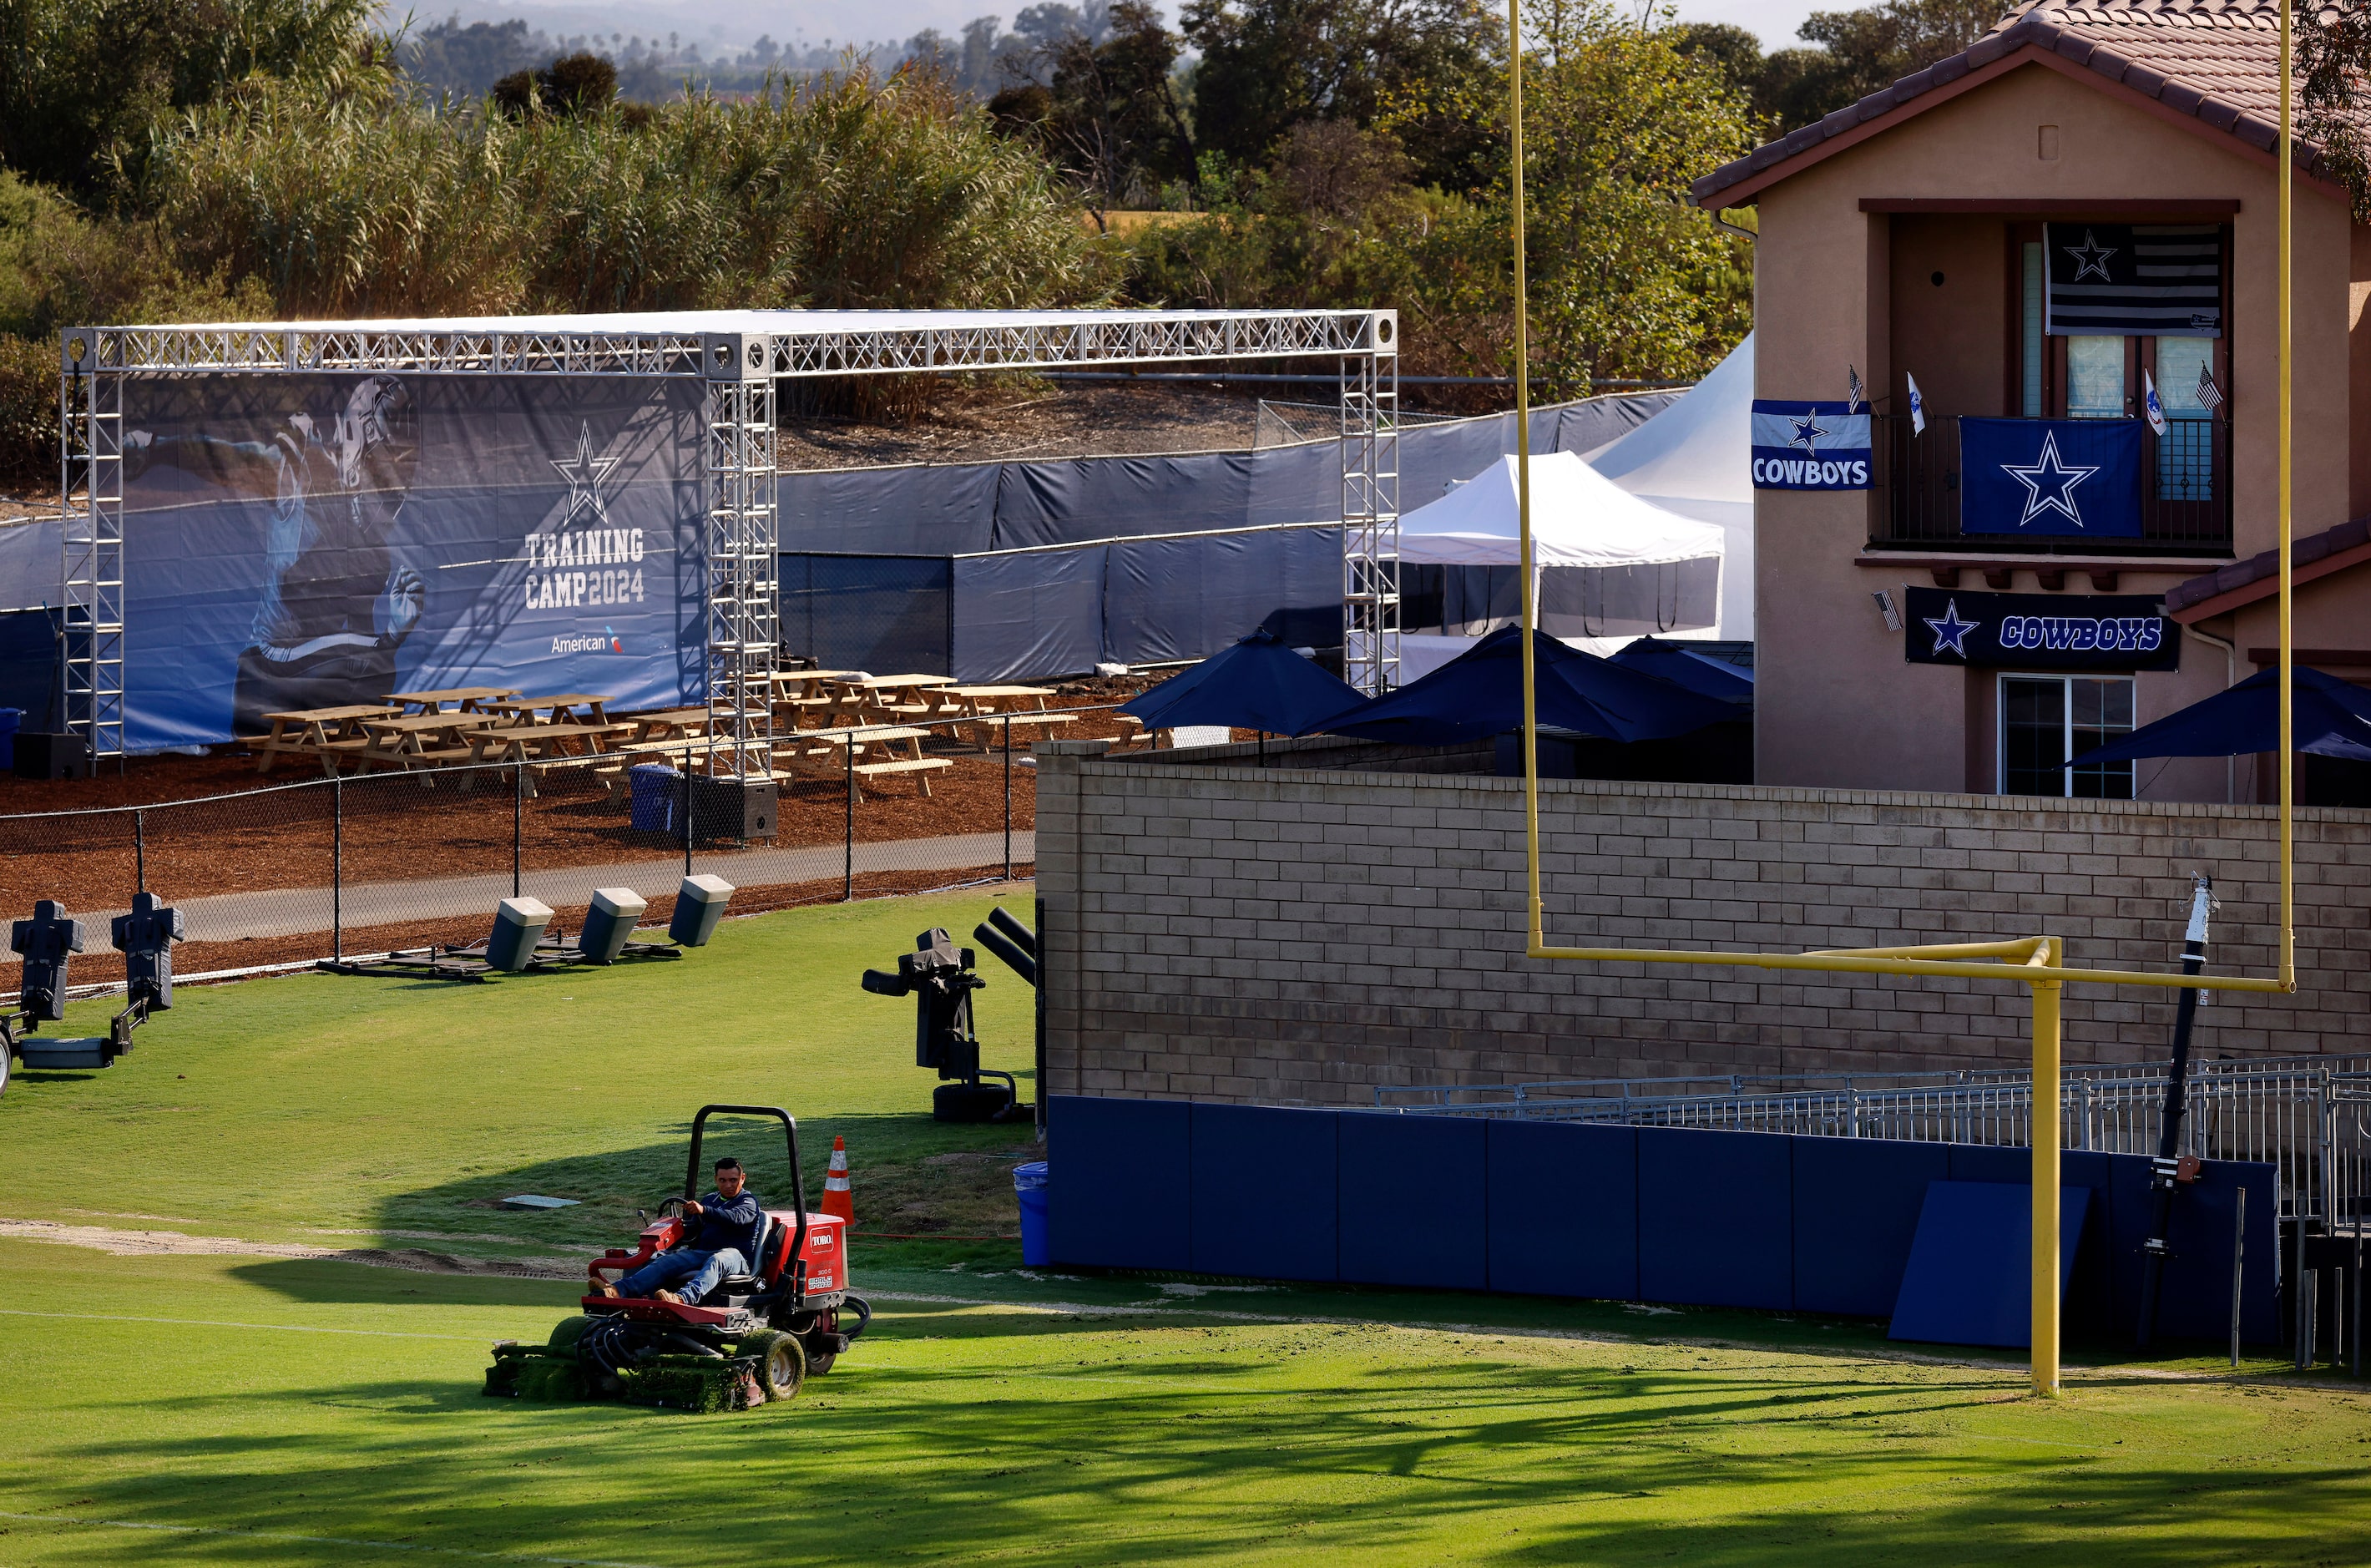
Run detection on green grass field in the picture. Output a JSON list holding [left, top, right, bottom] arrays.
[[4, 888, 2370, 1566]]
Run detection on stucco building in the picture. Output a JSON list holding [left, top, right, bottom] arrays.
[[1694, 0, 2368, 807]]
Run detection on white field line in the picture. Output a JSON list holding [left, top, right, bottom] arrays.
[[0, 1513, 664, 1568]]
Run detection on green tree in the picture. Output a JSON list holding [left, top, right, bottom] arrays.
[[0, 0, 385, 198], [2298, 0, 2371, 223], [989, 1, 1195, 213], [491, 52, 621, 119], [1490, 0, 1756, 388], [1757, 0, 1998, 132], [1180, 0, 1502, 194]]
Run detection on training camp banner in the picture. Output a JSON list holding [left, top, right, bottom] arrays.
[[1959, 417, 2143, 539], [121, 373, 705, 750], [1750, 400, 1871, 491], [1903, 587, 2179, 670]]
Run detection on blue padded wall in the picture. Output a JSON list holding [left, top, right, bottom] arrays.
[[1191, 1104, 1339, 1282], [2106, 1155, 2281, 1345], [2044, 1151, 2116, 1336], [1337, 1112, 1487, 1290], [1789, 1136, 1951, 1317], [1484, 1120, 1639, 1300], [1636, 1126, 1792, 1310], [1045, 1095, 1191, 1270], [1947, 1144, 2030, 1185], [1890, 1181, 2092, 1348]]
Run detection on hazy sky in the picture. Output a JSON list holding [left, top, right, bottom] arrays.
[[437, 0, 1824, 55], [812, 0, 1823, 46]]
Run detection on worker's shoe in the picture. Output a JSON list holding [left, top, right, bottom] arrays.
[[654, 1289, 685, 1304], [599, 1284, 619, 1299]]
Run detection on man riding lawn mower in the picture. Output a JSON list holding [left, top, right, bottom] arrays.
[[486, 1105, 870, 1412]]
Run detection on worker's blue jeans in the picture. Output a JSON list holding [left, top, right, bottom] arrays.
[[619, 1247, 749, 1306]]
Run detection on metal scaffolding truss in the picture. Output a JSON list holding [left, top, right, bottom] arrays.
[[58, 307, 1400, 760], [1339, 349, 1401, 696], [58, 364, 124, 763], [703, 357, 777, 782]]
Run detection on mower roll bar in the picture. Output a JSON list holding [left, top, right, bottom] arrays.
[[684, 1104, 809, 1304]]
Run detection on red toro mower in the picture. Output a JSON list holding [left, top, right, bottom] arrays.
[[489, 1104, 868, 1409]]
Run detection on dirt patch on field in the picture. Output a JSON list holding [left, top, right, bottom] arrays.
[[0, 1218, 581, 1279]]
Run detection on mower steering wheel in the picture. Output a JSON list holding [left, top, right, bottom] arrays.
[[658, 1197, 691, 1222]]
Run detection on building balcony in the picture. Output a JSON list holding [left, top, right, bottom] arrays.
[[1870, 413, 2231, 556]]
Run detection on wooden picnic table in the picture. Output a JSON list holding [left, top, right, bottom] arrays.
[[847, 674, 954, 691], [966, 711, 1080, 746], [245, 704, 401, 774], [480, 693, 614, 726], [786, 724, 953, 801], [468, 721, 629, 765], [351, 711, 500, 774], [835, 673, 959, 726], [385, 686, 518, 716], [771, 671, 874, 729], [611, 708, 715, 751], [943, 685, 1057, 711]]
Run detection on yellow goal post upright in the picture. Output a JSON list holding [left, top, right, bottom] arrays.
[[1499, 0, 2298, 1394]]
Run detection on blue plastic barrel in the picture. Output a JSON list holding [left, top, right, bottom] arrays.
[[0, 708, 19, 772], [1014, 1161, 1049, 1266], [628, 763, 680, 833]]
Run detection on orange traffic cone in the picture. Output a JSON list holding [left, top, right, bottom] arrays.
[[821, 1135, 855, 1222]]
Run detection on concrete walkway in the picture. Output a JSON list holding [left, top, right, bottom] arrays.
[[8, 831, 1034, 951]]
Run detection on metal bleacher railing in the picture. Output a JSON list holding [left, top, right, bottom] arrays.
[[1377, 1055, 2371, 1233]]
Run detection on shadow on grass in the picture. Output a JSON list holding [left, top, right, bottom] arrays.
[[32, 1345, 2371, 1567], [229, 1257, 575, 1310], [361, 1109, 1039, 1252]]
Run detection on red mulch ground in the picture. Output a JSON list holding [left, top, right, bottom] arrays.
[[0, 687, 1160, 917]]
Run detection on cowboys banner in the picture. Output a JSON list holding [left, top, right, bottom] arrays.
[[2045, 223, 2223, 337], [1959, 417, 2142, 538], [1750, 400, 1871, 490], [120, 374, 704, 748], [1903, 587, 2178, 671]]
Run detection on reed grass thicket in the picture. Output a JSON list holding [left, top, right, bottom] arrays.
[[0, 63, 1119, 487]]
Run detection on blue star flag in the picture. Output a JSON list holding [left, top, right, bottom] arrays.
[[1959, 417, 2142, 538]]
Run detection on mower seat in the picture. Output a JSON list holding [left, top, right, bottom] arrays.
[[711, 1218, 785, 1300]]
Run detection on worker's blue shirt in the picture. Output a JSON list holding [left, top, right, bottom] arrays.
[[687, 1188, 764, 1259]]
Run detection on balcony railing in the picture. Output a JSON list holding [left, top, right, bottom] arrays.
[[1871, 413, 2231, 553]]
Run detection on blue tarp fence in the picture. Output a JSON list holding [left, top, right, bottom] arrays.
[[780, 392, 1676, 680], [0, 391, 1679, 727], [1044, 1095, 2281, 1343]]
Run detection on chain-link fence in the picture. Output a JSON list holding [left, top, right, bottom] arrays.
[[0, 704, 1149, 999]]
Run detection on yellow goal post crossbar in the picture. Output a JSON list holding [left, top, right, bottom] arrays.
[[1499, 0, 2298, 1395]]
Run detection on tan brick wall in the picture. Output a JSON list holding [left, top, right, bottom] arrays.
[[1034, 744, 2371, 1105]]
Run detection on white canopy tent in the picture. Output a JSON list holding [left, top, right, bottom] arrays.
[[1584, 332, 1754, 639], [1396, 450, 1727, 680]]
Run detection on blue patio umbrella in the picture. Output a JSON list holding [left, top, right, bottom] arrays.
[[1610, 637, 1754, 704], [1120, 629, 1366, 736], [1309, 625, 1738, 745], [2069, 665, 2371, 766]]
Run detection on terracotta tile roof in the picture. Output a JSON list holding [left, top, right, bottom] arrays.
[[1694, 0, 2343, 205], [2164, 514, 2371, 614]]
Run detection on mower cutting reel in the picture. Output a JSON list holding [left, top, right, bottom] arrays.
[[488, 1103, 869, 1411]]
